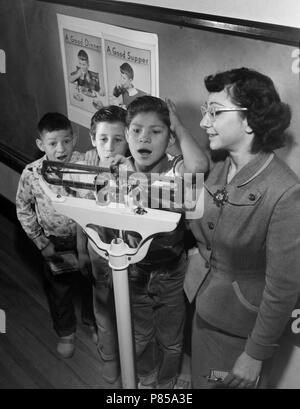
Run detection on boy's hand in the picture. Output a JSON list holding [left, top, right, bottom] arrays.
[[85, 149, 99, 167], [78, 252, 92, 277], [108, 155, 135, 172], [41, 241, 56, 258], [165, 98, 186, 139], [166, 98, 209, 175]]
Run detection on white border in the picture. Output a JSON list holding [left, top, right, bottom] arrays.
[[57, 14, 159, 128]]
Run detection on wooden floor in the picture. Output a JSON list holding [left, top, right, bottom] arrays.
[[0, 204, 121, 389], [0, 200, 191, 389]]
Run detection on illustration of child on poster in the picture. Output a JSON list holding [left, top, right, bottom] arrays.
[[64, 29, 106, 113], [105, 40, 151, 108]]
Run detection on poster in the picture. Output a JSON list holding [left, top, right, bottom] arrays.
[[57, 14, 159, 128]]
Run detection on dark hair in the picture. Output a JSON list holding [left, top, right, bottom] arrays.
[[204, 67, 291, 153], [126, 95, 170, 129], [90, 105, 127, 138], [120, 62, 134, 80], [77, 49, 89, 62], [37, 112, 72, 139]]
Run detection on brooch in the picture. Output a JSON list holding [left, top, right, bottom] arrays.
[[212, 187, 229, 207]]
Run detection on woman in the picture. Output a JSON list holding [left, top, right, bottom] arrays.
[[184, 67, 300, 388]]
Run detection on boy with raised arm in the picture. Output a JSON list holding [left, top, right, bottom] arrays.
[[122, 96, 208, 388]]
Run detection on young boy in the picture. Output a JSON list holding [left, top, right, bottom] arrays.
[[69, 49, 104, 97], [16, 112, 96, 359], [112, 62, 147, 108], [122, 95, 208, 389], [76, 106, 128, 384], [81, 99, 207, 387]]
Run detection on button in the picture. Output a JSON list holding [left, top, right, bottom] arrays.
[[206, 244, 212, 251], [205, 261, 210, 268], [208, 222, 214, 230], [248, 193, 256, 201]]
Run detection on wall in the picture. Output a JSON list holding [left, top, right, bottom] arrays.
[[0, 162, 20, 203], [0, 0, 40, 165], [114, 0, 300, 28]]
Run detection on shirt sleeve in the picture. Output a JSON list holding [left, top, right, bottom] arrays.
[[16, 168, 50, 250], [245, 183, 300, 360]]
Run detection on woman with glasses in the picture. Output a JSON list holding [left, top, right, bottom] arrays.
[[184, 67, 300, 388]]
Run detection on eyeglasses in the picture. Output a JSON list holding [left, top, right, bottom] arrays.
[[200, 103, 248, 122]]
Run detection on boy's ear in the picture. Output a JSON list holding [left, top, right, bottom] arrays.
[[167, 131, 176, 149], [90, 132, 96, 147], [72, 133, 77, 147], [125, 128, 130, 143], [36, 138, 45, 152]]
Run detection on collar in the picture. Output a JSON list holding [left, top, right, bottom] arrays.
[[228, 152, 274, 187], [28, 154, 47, 171], [127, 87, 138, 96], [205, 152, 274, 195]]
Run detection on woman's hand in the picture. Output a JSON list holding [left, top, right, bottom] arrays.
[[85, 149, 99, 167], [223, 351, 262, 389]]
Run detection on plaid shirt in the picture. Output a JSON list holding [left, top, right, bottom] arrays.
[[16, 152, 85, 250]]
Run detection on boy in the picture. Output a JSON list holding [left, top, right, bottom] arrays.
[[69, 49, 104, 97], [113, 62, 146, 108], [82, 98, 207, 387], [76, 106, 128, 384], [120, 96, 208, 388], [16, 112, 96, 359]]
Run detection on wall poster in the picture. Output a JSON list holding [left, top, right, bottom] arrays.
[[57, 14, 159, 128]]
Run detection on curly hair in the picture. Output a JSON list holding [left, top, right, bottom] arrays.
[[204, 67, 291, 153], [126, 95, 170, 129], [90, 105, 127, 138]]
